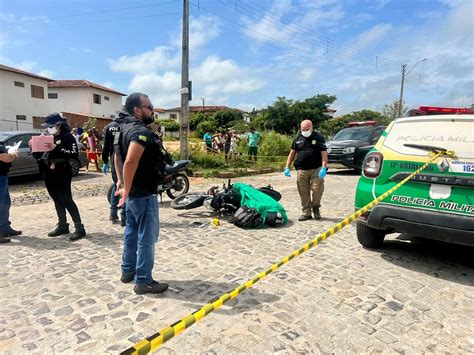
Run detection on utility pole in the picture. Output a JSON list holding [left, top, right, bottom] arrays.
[[201, 97, 205, 111], [398, 58, 428, 118], [398, 64, 407, 118], [180, 0, 190, 159]]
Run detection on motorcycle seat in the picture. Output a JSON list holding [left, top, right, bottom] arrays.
[[165, 160, 190, 174]]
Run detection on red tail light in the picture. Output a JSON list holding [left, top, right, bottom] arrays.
[[363, 152, 383, 178]]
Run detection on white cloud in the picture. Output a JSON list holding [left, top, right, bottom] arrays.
[[37, 69, 55, 79], [350, 23, 393, 51], [108, 46, 179, 74], [171, 15, 221, 52]]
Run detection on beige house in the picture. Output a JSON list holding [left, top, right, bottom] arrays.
[[48, 80, 126, 119], [0, 64, 54, 130]]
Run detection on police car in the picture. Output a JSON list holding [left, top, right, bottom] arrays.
[[354, 106, 474, 247]]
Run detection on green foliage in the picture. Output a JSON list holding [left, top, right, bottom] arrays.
[[259, 131, 292, 157], [213, 109, 244, 128], [189, 112, 209, 130], [254, 94, 337, 134], [229, 119, 248, 133], [83, 117, 97, 129], [382, 100, 408, 121], [158, 119, 180, 132], [195, 120, 217, 137], [318, 109, 389, 138]]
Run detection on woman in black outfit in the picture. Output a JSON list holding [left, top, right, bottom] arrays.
[[32, 113, 86, 241]]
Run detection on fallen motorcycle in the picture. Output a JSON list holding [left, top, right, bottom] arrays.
[[170, 179, 282, 215], [107, 160, 191, 204]]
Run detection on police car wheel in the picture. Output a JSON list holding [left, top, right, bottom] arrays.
[[356, 221, 385, 248], [166, 173, 190, 199]]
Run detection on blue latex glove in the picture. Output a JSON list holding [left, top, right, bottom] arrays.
[[283, 167, 291, 177], [102, 163, 110, 176], [319, 166, 327, 179]]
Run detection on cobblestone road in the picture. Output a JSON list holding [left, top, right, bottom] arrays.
[[1, 171, 473, 354]]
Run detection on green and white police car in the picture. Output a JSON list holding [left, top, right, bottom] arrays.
[[355, 107, 473, 248]]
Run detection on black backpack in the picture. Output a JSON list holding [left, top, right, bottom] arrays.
[[231, 205, 263, 229]]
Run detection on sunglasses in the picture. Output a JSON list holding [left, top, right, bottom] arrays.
[[140, 105, 154, 111]]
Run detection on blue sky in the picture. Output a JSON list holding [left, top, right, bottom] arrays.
[[1, 0, 473, 114]]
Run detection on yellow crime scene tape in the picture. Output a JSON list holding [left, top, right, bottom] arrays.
[[121, 149, 451, 355]]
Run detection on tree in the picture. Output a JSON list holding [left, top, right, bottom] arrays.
[[83, 117, 97, 129], [189, 112, 209, 131], [158, 119, 180, 132], [213, 110, 244, 128], [383, 100, 408, 121], [319, 109, 386, 138], [196, 120, 217, 137], [254, 94, 337, 134]]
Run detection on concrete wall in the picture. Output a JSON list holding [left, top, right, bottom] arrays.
[[0, 70, 50, 131], [48, 87, 122, 118]]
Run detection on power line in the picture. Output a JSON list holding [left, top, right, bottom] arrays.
[[225, 0, 400, 70], [189, 2, 390, 79], [1, 0, 179, 30]]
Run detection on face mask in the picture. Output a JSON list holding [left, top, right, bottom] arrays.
[[301, 129, 312, 138], [47, 126, 59, 135]]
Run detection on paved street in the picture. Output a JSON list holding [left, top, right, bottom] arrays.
[[1, 171, 473, 354]]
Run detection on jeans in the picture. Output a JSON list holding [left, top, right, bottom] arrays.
[[110, 163, 126, 218], [0, 175, 12, 234], [121, 195, 159, 285]]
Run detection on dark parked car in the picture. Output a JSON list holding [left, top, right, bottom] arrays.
[[0, 131, 87, 177], [326, 122, 386, 172]]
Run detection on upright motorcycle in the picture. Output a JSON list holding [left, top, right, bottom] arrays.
[[107, 160, 191, 203]]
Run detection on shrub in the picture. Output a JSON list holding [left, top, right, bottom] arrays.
[[196, 120, 217, 137]]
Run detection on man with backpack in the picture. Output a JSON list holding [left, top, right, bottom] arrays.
[[114, 92, 173, 295], [102, 111, 132, 226]]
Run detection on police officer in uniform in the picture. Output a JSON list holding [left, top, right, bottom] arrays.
[[33, 113, 86, 241], [115, 93, 173, 295], [102, 112, 132, 226], [0, 141, 21, 243], [284, 119, 328, 221]]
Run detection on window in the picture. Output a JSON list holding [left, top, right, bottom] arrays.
[[104, 96, 110, 101], [7, 134, 32, 149], [16, 115, 27, 121], [169, 113, 177, 119], [31, 85, 45, 99], [48, 93, 58, 99], [33, 116, 44, 129], [14, 81, 25, 88], [93, 94, 101, 104]]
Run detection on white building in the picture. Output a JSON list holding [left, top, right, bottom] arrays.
[[0, 64, 53, 131], [48, 80, 125, 119]]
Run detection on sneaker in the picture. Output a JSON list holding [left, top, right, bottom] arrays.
[[70, 224, 86, 241], [134, 280, 169, 295], [4, 229, 22, 237], [0, 236, 11, 244], [298, 214, 312, 221], [48, 223, 69, 237], [120, 273, 135, 284], [109, 214, 119, 223], [312, 207, 321, 220]]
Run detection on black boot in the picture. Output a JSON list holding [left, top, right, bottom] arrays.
[[70, 224, 86, 241], [120, 213, 127, 227], [109, 211, 119, 224], [48, 223, 69, 237]]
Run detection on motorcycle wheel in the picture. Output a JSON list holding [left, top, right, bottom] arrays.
[[166, 173, 190, 199], [170, 193, 206, 210]]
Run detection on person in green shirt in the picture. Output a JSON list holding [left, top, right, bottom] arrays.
[[247, 127, 261, 161], [203, 130, 213, 151]]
